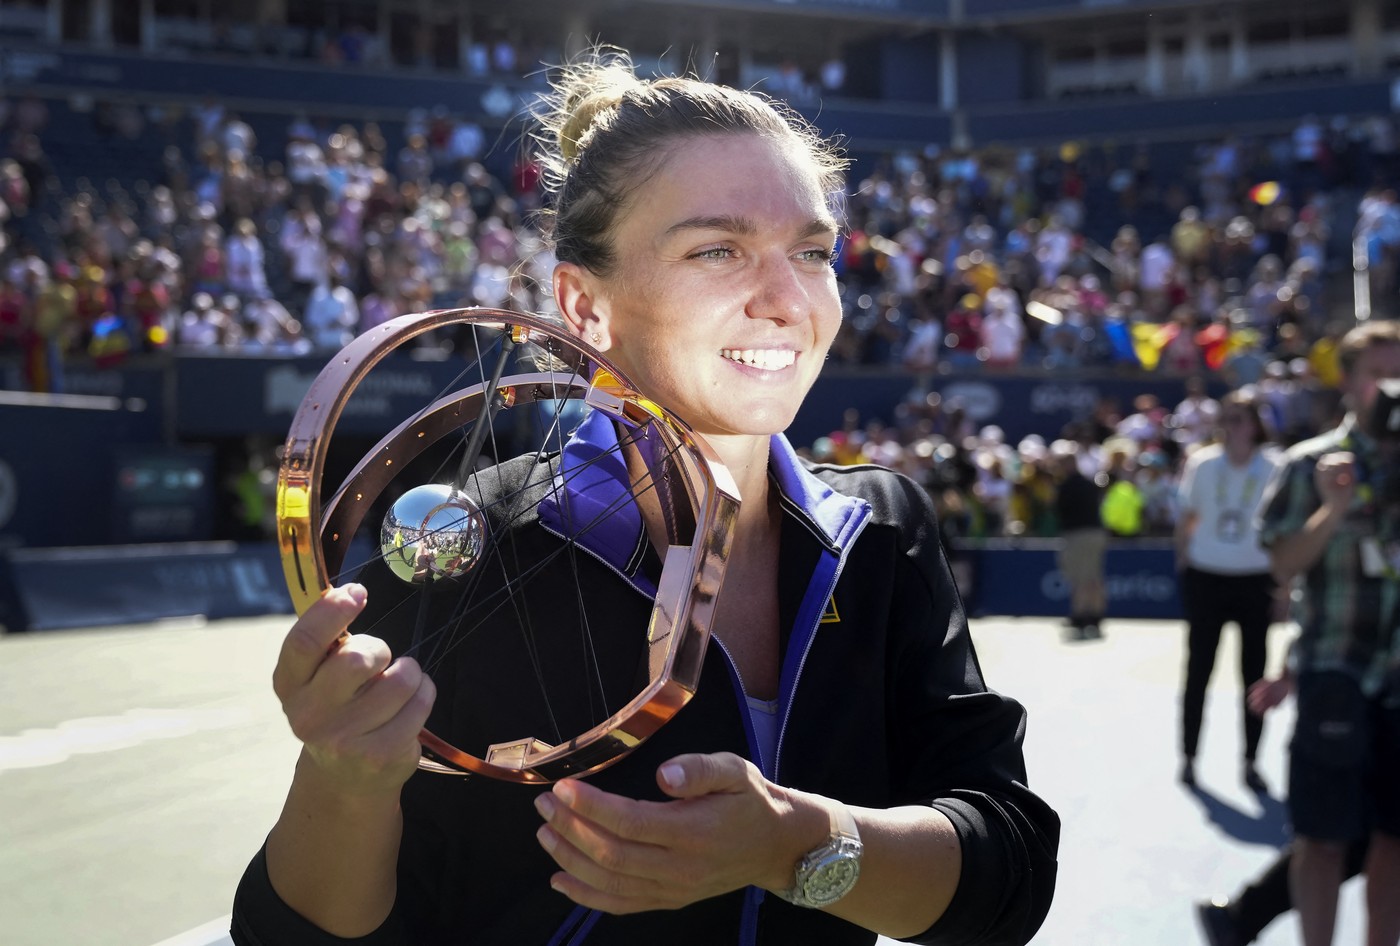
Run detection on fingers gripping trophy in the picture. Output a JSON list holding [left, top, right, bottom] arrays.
[[275, 307, 739, 783]]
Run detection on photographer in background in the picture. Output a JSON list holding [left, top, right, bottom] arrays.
[[1257, 318, 1400, 946]]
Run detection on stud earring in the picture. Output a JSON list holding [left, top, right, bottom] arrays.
[[591, 332, 602, 344]]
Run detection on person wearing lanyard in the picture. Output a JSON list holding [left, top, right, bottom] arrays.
[[1174, 389, 1282, 791], [1258, 318, 1400, 946]]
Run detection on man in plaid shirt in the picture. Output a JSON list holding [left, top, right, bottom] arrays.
[[1257, 318, 1400, 946]]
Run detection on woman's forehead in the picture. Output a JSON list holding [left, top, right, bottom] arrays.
[[634, 134, 833, 223]]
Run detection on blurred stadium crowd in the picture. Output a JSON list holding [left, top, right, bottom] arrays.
[[0, 87, 1395, 542]]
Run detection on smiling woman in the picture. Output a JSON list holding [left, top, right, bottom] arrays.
[[232, 46, 1059, 946], [554, 132, 841, 443]]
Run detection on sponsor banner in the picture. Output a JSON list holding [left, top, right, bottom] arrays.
[[793, 372, 1219, 446], [175, 353, 460, 438], [959, 539, 1182, 619], [0, 542, 292, 632], [0, 539, 377, 632]]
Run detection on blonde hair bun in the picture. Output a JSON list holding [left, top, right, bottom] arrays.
[[542, 48, 642, 167]]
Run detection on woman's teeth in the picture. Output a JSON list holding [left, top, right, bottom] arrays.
[[721, 349, 796, 370]]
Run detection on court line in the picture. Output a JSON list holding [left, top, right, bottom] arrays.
[[0, 707, 251, 772]]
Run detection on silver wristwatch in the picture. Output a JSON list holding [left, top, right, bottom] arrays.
[[777, 803, 863, 908]]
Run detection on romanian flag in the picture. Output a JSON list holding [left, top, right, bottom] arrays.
[[89, 315, 132, 368]]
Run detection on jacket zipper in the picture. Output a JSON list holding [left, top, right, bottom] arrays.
[[724, 501, 871, 945], [773, 505, 870, 786]]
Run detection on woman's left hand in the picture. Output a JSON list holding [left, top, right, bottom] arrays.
[[533, 751, 814, 913]]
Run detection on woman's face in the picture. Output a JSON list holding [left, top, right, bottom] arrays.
[[577, 133, 842, 439], [1219, 406, 1257, 446]]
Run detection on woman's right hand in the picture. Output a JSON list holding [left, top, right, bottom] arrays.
[[271, 583, 437, 797]]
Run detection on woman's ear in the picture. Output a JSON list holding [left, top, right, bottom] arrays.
[[553, 262, 610, 350]]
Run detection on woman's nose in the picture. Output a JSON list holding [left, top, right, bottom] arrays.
[[747, 255, 806, 324]]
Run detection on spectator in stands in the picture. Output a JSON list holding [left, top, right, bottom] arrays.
[[901, 309, 941, 372], [280, 200, 328, 314], [4, 240, 46, 289], [125, 255, 172, 350], [973, 450, 1013, 536], [1357, 187, 1400, 300], [286, 124, 328, 205], [1116, 394, 1165, 446], [1138, 233, 1176, 318], [1291, 114, 1327, 199], [1172, 375, 1219, 449], [1160, 305, 1204, 374], [942, 292, 984, 367], [1, 159, 30, 239], [72, 264, 113, 348], [243, 296, 303, 354], [0, 271, 28, 354], [226, 218, 268, 299], [176, 291, 221, 347], [28, 261, 73, 389], [1007, 443, 1058, 537], [222, 112, 257, 159], [1107, 224, 1141, 294], [357, 277, 401, 334], [490, 34, 517, 74], [1034, 214, 1074, 286], [819, 55, 846, 94], [1220, 326, 1268, 388], [441, 220, 477, 292], [188, 226, 227, 296], [10, 133, 53, 219], [446, 115, 484, 175], [1171, 206, 1211, 268], [302, 271, 359, 350], [464, 38, 490, 76], [981, 291, 1025, 369], [396, 133, 433, 188], [221, 152, 262, 226], [1136, 450, 1177, 537]]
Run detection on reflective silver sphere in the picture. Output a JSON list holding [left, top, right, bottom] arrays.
[[381, 483, 488, 583]]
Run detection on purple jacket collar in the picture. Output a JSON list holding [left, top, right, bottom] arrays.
[[537, 409, 869, 582]]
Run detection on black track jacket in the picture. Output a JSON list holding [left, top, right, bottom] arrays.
[[232, 413, 1059, 946]]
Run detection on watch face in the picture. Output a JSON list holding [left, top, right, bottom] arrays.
[[803, 854, 861, 906]]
